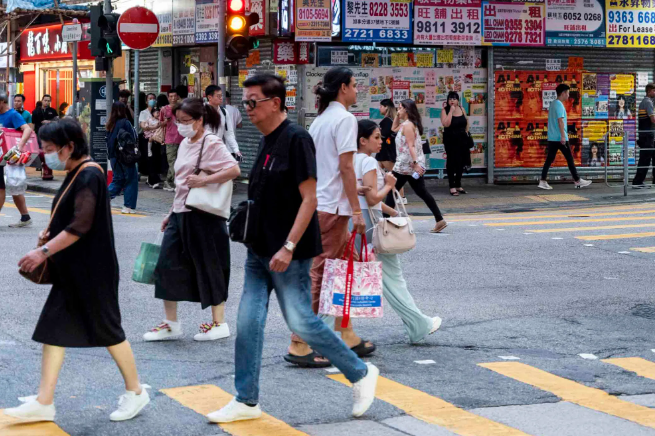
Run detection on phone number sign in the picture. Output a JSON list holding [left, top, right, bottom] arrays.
[[606, 0, 655, 48], [343, 0, 413, 42], [482, 2, 545, 46], [414, 0, 482, 45]]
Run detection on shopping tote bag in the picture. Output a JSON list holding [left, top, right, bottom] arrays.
[[318, 234, 383, 327], [132, 233, 164, 284]]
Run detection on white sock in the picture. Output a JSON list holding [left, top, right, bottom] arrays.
[[165, 319, 181, 329]]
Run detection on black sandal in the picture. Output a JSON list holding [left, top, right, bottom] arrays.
[[458, 189, 467, 194], [284, 352, 331, 368], [450, 190, 459, 196], [351, 340, 376, 357]]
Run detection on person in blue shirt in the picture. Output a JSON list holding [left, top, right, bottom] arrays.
[[0, 92, 34, 227], [14, 94, 32, 125], [539, 84, 591, 190]]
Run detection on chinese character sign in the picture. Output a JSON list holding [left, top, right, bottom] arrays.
[[20, 23, 93, 62], [173, 0, 196, 46], [482, 2, 546, 46], [296, 0, 332, 41], [343, 0, 413, 43], [606, 0, 655, 48], [414, 0, 482, 45], [246, 0, 267, 36], [196, 0, 220, 43], [546, 0, 605, 46], [153, 0, 173, 46]]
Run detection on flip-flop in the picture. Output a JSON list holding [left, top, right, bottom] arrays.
[[351, 340, 376, 357], [284, 352, 331, 368]]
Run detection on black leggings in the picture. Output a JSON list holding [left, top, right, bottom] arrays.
[[541, 141, 580, 181], [385, 172, 443, 222]]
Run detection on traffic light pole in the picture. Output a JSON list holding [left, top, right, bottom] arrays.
[[217, 0, 226, 92], [134, 50, 139, 130], [104, 0, 113, 108]]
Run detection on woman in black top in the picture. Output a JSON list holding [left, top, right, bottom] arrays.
[[440, 92, 471, 196], [8, 119, 149, 424], [376, 99, 398, 170]]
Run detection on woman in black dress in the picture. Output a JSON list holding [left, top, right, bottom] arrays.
[[8, 119, 149, 424], [377, 99, 407, 204], [440, 91, 471, 196]]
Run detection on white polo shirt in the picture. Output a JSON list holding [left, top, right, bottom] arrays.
[[309, 101, 358, 216]]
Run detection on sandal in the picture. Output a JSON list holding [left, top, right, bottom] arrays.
[[351, 340, 376, 357], [430, 220, 448, 233], [457, 189, 467, 194], [284, 351, 331, 368], [449, 190, 459, 196]]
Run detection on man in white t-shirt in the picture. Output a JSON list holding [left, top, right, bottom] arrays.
[[286, 67, 374, 369], [205, 85, 242, 160], [224, 91, 243, 130]]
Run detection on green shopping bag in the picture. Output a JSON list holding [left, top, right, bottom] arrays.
[[132, 233, 163, 284]]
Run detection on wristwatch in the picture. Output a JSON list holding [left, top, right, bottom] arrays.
[[41, 245, 51, 257], [283, 241, 296, 253]]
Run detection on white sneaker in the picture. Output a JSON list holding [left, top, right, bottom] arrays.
[[401, 197, 408, 205], [9, 219, 32, 228], [4, 398, 56, 422], [538, 180, 553, 190], [121, 207, 136, 214], [206, 397, 262, 423], [352, 363, 379, 417], [143, 320, 183, 342], [18, 394, 38, 403], [109, 386, 150, 421], [193, 322, 230, 342], [574, 178, 592, 188], [429, 316, 443, 335]]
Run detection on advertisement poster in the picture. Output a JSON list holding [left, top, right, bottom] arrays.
[[343, 0, 412, 43], [609, 74, 636, 119], [608, 119, 636, 165], [195, 0, 220, 43], [482, 2, 545, 46], [582, 120, 607, 166], [545, 0, 605, 46], [607, 0, 655, 47], [414, 0, 482, 45], [296, 0, 332, 41], [153, 0, 173, 47], [173, 0, 196, 46]]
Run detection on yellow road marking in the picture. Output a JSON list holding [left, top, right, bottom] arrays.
[[161, 384, 309, 436], [529, 223, 655, 233], [480, 362, 655, 429], [449, 204, 655, 222], [2, 203, 146, 218], [603, 357, 655, 380], [631, 247, 655, 253], [0, 410, 69, 435], [576, 232, 655, 241], [486, 215, 655, 227], [328, 374, 530, 435]]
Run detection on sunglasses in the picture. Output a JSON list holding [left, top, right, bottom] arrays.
[[242, 97, 272, 110]]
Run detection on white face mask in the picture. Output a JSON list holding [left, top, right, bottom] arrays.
[[176, 123, 197, 138]]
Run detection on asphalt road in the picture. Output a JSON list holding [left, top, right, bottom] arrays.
[[2, 192, 655, 436]]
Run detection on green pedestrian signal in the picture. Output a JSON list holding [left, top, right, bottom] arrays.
[[107, 44, 113, 54]]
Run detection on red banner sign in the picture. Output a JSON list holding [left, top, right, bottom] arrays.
[[246, 0, 267, 36], [20, 23, 93, 62], [273, 39, 312, 64]]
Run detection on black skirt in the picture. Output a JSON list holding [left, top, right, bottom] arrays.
[[376, 139, 397, 163], [154, 211, 230, 309]]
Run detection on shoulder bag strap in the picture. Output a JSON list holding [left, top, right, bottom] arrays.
[[220, 107, 228, 131], [193, 134, 219, 175], [44, 161, 103, 235]]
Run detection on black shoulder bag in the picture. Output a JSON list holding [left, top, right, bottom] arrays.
[[228, 124, 292, 244]]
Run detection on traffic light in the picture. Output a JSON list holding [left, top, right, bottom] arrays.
[[88, 5, 103, 57], [98, 12, 122, 58], [226, 0, 260, 60]]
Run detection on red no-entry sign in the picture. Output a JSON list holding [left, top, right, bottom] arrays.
[[117, 6, 159, 50]]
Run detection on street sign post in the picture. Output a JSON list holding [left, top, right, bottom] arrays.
[[62, 24, 83, 42], [117, 6, 160, 50]]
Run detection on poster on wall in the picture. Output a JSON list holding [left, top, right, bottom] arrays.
[[152, 0, 173, 46], [482, 2, 545, 46], [608, 119, 636, 165], [606, 0, 655, 48], [414, 0, 482, 46], [609, 74, 636, 120], [582, 120, 607, 166], [173, 0, 196, 46], [195, 0, 220, 43], [545, 0, 605, 46], [343, 0, 412, 43], [296, 0, 332, 41]]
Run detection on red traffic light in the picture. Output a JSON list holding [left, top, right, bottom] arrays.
[[228, 0, 245, 13]]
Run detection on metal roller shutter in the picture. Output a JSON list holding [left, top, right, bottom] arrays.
[[490, 47, 655, 181], [129, 47, 160, 94]]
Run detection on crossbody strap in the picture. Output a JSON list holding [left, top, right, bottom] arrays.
[[45, 161, 103, 235], [193, 134, 220, 175]]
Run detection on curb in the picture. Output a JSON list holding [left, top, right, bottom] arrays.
[[26, 183, 60, 195]]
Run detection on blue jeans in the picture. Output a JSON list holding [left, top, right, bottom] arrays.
[[108, 158, 138, 209], [235, 250, 368, 405]]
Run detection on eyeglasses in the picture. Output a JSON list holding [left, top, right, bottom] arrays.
[[242, 98, 272, 110]]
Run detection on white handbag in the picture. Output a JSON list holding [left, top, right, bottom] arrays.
[[185, 135, 233, 219], [368, 189, 416, 254]]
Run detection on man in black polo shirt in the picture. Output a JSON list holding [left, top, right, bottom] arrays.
[[32, 94, 58, 180], [206, 74, 378, 424], [633, 83, 655, 187]]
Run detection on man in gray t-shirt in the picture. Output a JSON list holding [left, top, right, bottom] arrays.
[[633, 84, 655, 187]]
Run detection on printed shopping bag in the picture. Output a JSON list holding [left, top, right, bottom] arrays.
[[318, 234, 383, 327], [132, 233, 164, 284]]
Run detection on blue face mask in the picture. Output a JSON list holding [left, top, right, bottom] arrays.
[[45, 150, 67, 171], [148, 99, 156, 108]]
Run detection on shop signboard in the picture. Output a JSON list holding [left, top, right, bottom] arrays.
[[195, 0, 220, 43], [482, 2, 545, 46], [546, 0, 605, 46], [173, 0, 196, 46], [20, 23, 93, 62], [414, 0, 482, 46], [295, 0, 332, 41], [279, 0, 293, 36], [273, 40, 313, 64], [343, 0, 413, 43], [606, 0, 655, 48], [152, 0, 173, 46], [246, 0, 267, 36]]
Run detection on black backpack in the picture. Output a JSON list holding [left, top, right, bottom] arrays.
[[116, 122, 140, 166]]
